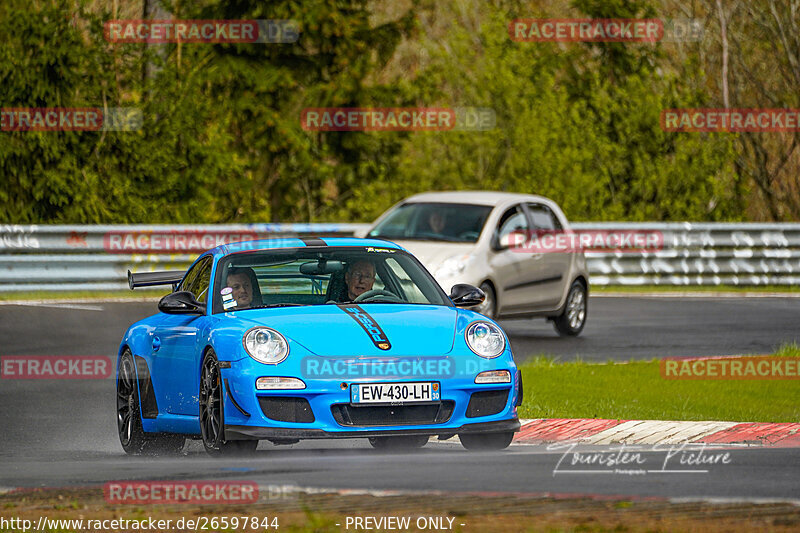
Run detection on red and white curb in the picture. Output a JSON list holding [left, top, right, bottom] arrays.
[[511, 418, 800, 447]]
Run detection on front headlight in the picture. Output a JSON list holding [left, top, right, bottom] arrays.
[[434, 254, 473, 279], [465, 321, 506, 358], [243, 327, 289, 364]]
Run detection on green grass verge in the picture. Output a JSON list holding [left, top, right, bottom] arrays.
[[518, 347, 800, 422], [775, 342, 800, 357], [593, 284, 800, 293]]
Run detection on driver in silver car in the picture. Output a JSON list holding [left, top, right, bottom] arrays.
[[344, 260, 376, 300], [427, 211, 446, 235]]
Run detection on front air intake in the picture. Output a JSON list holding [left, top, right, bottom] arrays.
[[466, 390, 508, 418], [258, 396, 315, 423]]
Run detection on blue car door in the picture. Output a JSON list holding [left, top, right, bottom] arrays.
[[152, 256, 213, 416]]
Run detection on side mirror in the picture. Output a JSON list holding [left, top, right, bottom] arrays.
[[496, 231, 530, 251], [449, 284, 485, 307], [158, 291, 204, 315], [491, 234, 503, 251]]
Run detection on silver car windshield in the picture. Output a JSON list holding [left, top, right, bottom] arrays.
[[368, 202, 492, 243]]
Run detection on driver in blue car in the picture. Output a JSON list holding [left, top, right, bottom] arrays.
[[344, 260, 376, 301]]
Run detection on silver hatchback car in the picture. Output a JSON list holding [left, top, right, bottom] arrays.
[[361, 191, 589, 336]]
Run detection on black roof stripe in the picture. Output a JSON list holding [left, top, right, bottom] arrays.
[[299, 236, 327, 247]]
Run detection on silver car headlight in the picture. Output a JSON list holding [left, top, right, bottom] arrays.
[[434, 254, 474, 279], [243, 327, 289, 364], [465, 321, 506, 358]]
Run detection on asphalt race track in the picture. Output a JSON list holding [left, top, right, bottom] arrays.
[[1, 296, 797, 361], [0, 297, 798, 501]]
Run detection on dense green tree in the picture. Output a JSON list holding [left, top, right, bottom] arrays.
[[337, 0, 739, 222], [0, 0, 415, 223], [0, 0, 774, 224]]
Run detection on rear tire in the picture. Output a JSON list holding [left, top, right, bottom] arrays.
[[459, 431, 514, 451], [117, 350, 185, 455], [200, 349, 258, 456], [368, 435, 429, 450], [553, 281, 587, 337]]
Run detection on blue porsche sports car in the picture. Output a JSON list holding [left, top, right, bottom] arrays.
[[117, 237, 521, 455]]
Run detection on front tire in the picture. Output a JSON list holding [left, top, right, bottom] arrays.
[[199, 349, 258, 456], [368, 435, 429, 450], [117, 350, 184, 455], [553, 280, 587, 337], [459, 431, 514, 451]]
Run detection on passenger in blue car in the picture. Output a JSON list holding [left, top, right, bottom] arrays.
[[344, 260, 375, 300]]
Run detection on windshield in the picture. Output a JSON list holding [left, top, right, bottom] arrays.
[[212, 247, 452, 313], [368, 202, 493, 243]]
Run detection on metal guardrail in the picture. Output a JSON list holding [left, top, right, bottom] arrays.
[[0, 224, 368, 292], [1, 222, 799, 291], [573, 222, 800, 286]]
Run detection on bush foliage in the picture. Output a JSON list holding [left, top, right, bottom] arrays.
[[0, 0, 748, 223]]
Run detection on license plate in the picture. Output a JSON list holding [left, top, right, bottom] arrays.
[[350, 382, 440, 405]]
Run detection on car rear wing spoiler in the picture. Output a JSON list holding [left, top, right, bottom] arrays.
[[127, 270, 185, 291]]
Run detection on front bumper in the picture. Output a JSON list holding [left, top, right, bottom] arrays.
[[220, 356, 522, 441], [226, 418, 520, 440]]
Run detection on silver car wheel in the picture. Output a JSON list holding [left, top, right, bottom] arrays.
[[553, 281, 587, 337], [566, 288, 585, 329]]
